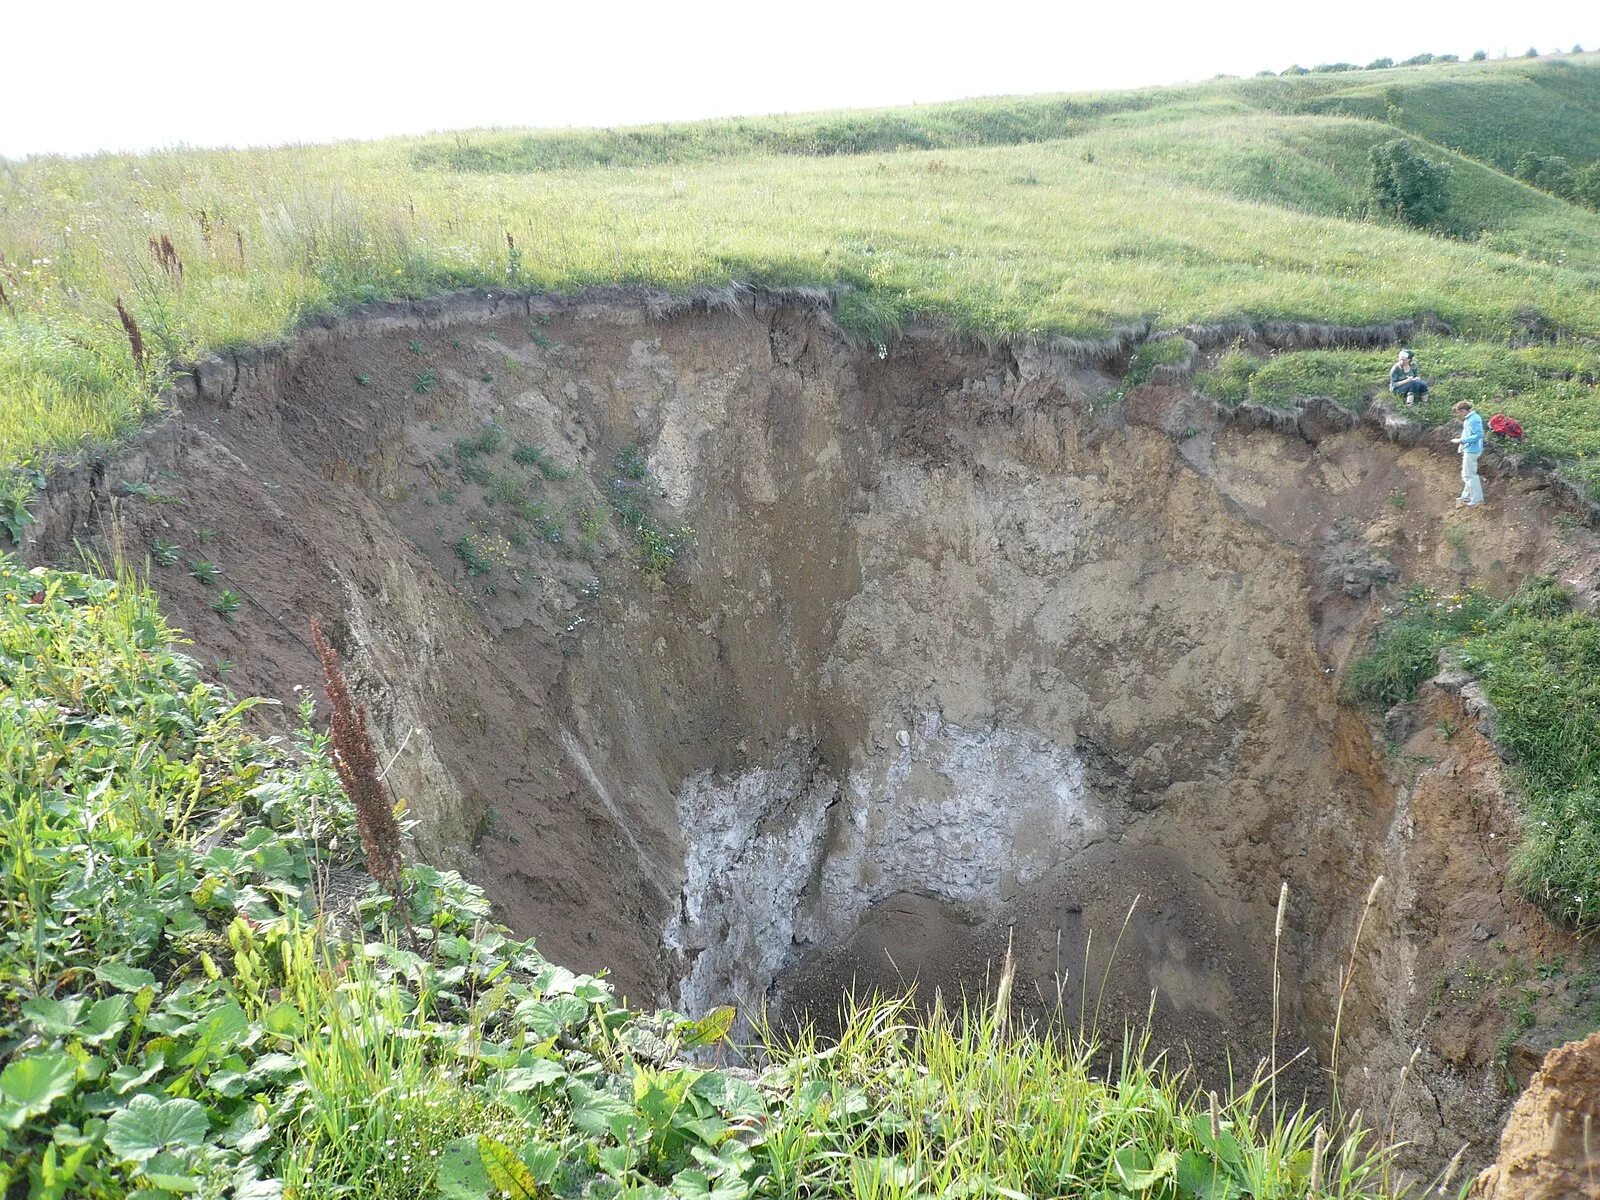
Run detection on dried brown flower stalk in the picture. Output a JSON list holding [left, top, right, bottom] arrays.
[[114, 297, 146, 372], [148, 233, 184, 281], [310, 617, 406, 903]]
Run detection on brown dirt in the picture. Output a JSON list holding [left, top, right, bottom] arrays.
[[1470, 1031, 1600, 1199], [25, 291, 1600, 1177]]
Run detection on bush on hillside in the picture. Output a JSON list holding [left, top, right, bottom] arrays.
[[1366, 57, 1395, 69], [1576, 162, 1600, 210], [1368, 139, 1452, 226], [1471, 50, 1488, 61], [1312, 62, 1359, 73], [1515, 151, 1578, 199]]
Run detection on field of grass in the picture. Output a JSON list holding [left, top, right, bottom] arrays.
[[3, 53, 1600, 506], [0, 557, 1424, 1199]]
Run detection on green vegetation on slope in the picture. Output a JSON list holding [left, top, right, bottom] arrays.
[[0, 557, 1410, 1198], [1347, 578, 1600, 928], [399, 56, 1600, 179], [4, 54, 1600, 496]]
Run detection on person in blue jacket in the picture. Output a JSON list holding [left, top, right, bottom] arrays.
[[1452, 400, 1485, 507], [1389, 349, 1429, 404]]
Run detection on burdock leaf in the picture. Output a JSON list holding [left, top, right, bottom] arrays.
[[0, 1051, 77, 1127], [105, 1094, 208, 1163], [479, 1135, 542, 1199], [682, 1005, 736, 1048], [436, 1137, 492, 1199]]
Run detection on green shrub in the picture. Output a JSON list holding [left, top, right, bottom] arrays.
[[1369, 139, 1452, 226], [1575, 162, 1600, 210], [452, 534, 494, 576], [614, 446, 649, 480], [456, 426, 505, 458], [486, 470, 526, 507], [1515, 152, 1577, 199]]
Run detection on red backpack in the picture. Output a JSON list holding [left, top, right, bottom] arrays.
[[1489, 413, 1524, 440]]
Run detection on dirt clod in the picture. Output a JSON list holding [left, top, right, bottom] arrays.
[[1470, 1031, 1600, 1200]]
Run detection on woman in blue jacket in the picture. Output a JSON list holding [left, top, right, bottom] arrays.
[[1452, 400, 1485, 507]]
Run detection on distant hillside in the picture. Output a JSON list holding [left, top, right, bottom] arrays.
[[406, 54, 1600, 177]]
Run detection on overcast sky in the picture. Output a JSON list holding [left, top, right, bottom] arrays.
[[4, 1, 1595, 158]]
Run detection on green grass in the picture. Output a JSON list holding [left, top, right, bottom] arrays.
[[0, 556, 1421, 1198], [1348, 578, 1600, 928], [1195, 335, 1600, 497], [5, 55, 1600, 499]]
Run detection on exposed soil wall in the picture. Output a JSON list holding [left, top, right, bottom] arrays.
[[27, 291, 1600, 1176]]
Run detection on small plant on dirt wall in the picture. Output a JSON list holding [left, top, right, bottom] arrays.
[[614, 445, 648, 480], [211, 590, 242, 620], [0, 467, 44, 545]]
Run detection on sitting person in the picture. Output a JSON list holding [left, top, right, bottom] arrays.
[[1389, 349, 1430, 404]]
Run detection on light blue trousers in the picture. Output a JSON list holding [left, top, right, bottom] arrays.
[[1460, 450, 1483, 505]]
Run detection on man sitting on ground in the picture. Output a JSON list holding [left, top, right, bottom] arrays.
[[1389, 349, 1430, 405]]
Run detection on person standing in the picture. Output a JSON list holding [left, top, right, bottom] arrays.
[[1389, 349, 1430, 405], [1452, 400, 1485, 507]]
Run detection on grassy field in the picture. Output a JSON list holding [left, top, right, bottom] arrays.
[[3, 53, 1600, 503], [0, 558, 1422, 1199]]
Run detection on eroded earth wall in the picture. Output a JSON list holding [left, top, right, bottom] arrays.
[[28, 293, 1600, 1173]]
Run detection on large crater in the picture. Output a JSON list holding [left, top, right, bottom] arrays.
[[33, 291, 1598, 1173]]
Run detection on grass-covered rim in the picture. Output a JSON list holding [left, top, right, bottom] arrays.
[[0, 556, 1447, 1198], [3, 54, 1600, 507]]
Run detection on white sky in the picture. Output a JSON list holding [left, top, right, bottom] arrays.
[[3, 0, 1596, 158]]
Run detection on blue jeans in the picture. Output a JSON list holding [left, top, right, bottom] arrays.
[[1393, 378, 1429, 399], [1460, 451, 1483, 505]]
